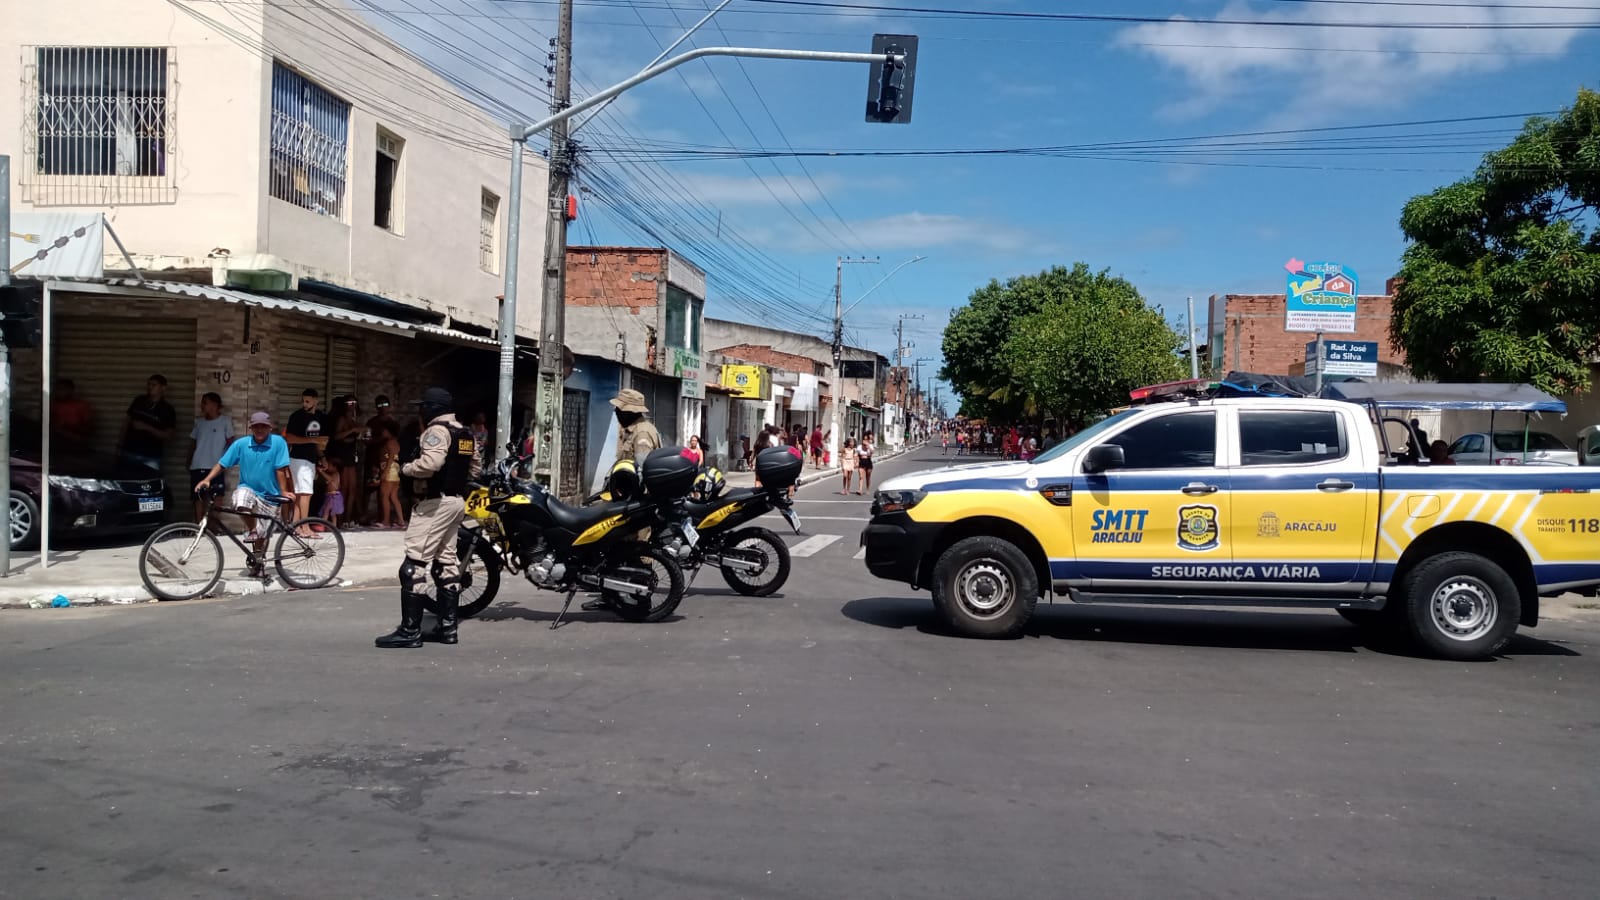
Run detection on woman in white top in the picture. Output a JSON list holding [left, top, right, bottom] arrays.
[[856, 431, 876, 495]]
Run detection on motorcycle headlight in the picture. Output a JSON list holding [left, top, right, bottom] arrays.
[[872, 489, 926, 515]]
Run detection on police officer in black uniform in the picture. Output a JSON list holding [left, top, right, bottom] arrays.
[[375, 387, 480, 649]]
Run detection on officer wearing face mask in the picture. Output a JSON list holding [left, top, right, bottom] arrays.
[[375, 387, 480, 649], [611, 388, 661, 465]]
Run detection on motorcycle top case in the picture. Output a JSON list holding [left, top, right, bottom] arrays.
[[641, 446, 701, 499], [755, 446, 804, 489]]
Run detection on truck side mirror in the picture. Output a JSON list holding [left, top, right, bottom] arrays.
[[1083, 444, 1125, 474]]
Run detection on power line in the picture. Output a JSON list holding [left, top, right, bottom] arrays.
[[188, 2, 1592, 56], [475, 0, 1600, 29]]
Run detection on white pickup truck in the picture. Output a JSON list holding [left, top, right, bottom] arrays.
[[862, 388, 1600, 660]]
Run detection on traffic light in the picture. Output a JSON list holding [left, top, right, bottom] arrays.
[[865, 34, 917, 124]]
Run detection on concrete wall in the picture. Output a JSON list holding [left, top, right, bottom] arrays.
[[1, 0, 267, 266], [2, 0, 548, 332]]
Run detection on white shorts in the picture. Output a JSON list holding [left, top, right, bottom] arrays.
[[289, 458, 317, 494]]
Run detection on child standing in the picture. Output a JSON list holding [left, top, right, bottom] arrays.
[[316, 456, 344, 527]]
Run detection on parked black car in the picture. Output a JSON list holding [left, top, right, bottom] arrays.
[[7, 419, 169, 550]]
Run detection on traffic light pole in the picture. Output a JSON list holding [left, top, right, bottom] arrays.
[[498, 44, 905, 496]]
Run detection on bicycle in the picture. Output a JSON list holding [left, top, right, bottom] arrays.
[[138, 484, 346, 601]]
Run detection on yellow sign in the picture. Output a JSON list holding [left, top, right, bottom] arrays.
[[720, 364, 765, 399]]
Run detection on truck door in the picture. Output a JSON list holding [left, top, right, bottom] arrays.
[[1228, 407, 1377, 592], [1072, 409, 1233, 590]]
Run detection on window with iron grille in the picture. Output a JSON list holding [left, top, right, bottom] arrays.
[[269, 62, 350, 220], [22, 46, 176, 204], [479, 189, 500, 274]]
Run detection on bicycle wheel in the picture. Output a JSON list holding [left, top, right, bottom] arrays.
[[271, 517, 346, 590], [139, 523, 224, 601]]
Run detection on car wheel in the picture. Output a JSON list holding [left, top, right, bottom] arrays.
[[931, 536, 1039, 639], [9, 492, 39, 551], [1401, 552, 1519, 660]]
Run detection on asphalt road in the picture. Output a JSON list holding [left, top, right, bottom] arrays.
[[3, 448, 1599, 899]]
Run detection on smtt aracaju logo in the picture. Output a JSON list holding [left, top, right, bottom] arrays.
[[1090, 508, 1148, 544]]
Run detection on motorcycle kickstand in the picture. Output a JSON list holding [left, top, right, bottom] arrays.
[[551, 586, 580, 630]]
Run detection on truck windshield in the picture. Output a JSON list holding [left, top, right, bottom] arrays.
[[1030, 410, 1138, 465]]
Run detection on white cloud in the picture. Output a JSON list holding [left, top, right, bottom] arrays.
[[771, 211, 1057, 256], [1116, 0, 1600, 116], [672, 171, 852, 207]]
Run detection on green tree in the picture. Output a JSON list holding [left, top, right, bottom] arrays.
[[940, 263, 1182, 424], [939, 274, 1050, 421], [1391, 89, 1600, 393], [1005, 271, 1183, 428]]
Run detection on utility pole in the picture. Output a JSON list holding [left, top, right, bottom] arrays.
[[1187, 295, 1199, 380], [495, 40, 915, 493], [830, 255, 875, 460], [527, 0, 575, 492]]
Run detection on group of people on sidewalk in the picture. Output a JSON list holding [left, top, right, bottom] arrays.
[[62, 374, 496, 534]]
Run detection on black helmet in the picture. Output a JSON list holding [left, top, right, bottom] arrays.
[[414, 386, 453, 421]]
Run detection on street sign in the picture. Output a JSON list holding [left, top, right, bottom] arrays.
[[1305, 339, 1378, 377], [1284, 259, 1358, 334]]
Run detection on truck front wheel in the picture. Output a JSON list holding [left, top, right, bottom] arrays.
[[1400, 552, 1520, 660], [931, 536, 1039, 639]]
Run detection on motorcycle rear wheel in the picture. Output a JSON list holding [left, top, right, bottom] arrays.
[[604, 543, 685, 623]]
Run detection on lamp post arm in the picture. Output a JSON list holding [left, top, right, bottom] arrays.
[[518, 46, 900, 141]]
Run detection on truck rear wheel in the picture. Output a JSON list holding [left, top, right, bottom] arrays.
[[931, 536, 1038, 639], [1399, 552, 1520, 660]]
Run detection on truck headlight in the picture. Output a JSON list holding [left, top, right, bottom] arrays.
[[873, 489, 926, 515]]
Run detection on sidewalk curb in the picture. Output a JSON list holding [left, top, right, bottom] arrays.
[[1, 446, 928, 610]]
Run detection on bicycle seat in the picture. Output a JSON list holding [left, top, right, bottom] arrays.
[[546, 497, 638, 533], [263, 494, 291, 505]]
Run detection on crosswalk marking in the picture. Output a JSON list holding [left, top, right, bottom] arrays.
[[789, 534, 842, 557], [853, 546, 866, 560]]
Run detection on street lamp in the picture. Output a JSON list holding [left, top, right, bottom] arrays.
[[831, 254, 925, 462]]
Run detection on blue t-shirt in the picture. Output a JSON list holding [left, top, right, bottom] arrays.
[[219, 434, 290, 497]]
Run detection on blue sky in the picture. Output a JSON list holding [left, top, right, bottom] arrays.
[[358, 0, 1600, 408]]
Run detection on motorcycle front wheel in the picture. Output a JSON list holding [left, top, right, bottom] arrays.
[[718, 527, 791, 597], [604, 542, 685, 623], [421, 528, 504, 619]]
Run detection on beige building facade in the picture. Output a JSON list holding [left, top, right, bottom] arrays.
[[2, 0, 550, 517]]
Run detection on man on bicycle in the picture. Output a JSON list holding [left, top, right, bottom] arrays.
[[194, 411, 292, 576]]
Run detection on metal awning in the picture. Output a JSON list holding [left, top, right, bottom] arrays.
[[1321, 381, 1566, 414], [75, 278, 499, 348]]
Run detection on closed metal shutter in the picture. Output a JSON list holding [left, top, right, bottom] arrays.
[[329, 336, 358, 400], [54, 315, 197, 510], [277, 329, 329, 422], [559, 389, 588, 504]]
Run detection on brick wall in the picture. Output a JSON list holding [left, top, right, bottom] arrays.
[[564, 247, 665, 311], [1218, 292, 1404, 374], [714, 343, 826, 376]]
